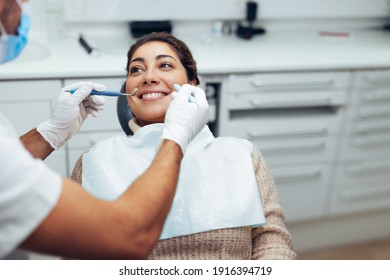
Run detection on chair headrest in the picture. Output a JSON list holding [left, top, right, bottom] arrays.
[[116, 95, 134, 135]]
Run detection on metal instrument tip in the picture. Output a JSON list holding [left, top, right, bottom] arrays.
[[130, 87, 139, 96]]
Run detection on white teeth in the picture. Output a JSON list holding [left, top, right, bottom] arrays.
[[142, 92, 165, 100]]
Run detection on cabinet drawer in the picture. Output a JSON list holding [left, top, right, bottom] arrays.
[[0, 101, 51, 135], [271, 164, 330, 222], [340, 132, 390, 160], [227, 72, 350, 93], [224, 117, 339, 166], [64, 78, 125, 132], [331, 185, 390, 216], [349, 104, 390, 120], [331, 157, 390, 215], [355, 70, 390, 89], [348, 117, 390, 135], [353, 88, 390, 106], [335, 156, 390, 187], [0, 80, 62, 101], [259, 137, 337, 167], [226, 89, 347, 110]]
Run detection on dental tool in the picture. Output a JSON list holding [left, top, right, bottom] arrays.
[[66, 87, 139, 97]]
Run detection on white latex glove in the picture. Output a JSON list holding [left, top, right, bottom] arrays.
[[162, 84, 209, 154], [37, 81, 106, 149]]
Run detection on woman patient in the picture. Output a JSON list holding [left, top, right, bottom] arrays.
[[71, 32, 297, 260]]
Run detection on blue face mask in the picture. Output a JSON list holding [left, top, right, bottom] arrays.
[[0, 1, 31, 64]]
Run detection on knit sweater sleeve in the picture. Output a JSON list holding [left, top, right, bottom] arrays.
[[251, 143, 298, 260], [70, 154, 84, 184]]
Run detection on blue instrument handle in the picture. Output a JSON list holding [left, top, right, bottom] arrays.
[[67, 89, 122, 96]]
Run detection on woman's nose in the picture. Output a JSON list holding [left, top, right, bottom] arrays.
[[142, 69, 160, 85]]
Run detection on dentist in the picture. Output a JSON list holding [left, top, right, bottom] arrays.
[[0, 0, 209, 259]]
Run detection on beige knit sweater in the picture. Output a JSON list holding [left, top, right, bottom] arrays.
[[71, 119, 297, 260]]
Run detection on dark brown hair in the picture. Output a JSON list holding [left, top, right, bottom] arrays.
[[124, 32, 199, 88]]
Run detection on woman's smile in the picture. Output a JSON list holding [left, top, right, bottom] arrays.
[[138, 90, 169, 100]]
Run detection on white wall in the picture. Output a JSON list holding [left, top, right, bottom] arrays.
[[62, 0, 390, 22], [30, 0, 390, 40]]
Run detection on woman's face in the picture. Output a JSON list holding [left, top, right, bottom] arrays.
[[126, 41, 195, 126]]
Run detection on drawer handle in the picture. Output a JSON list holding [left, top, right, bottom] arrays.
[[351, 135, 390, 147], [248, 127, 327, 138], [274, 169, 321, 181], [363, 75, 390, 85], [250, 79, 334, 88], [354, 123, 390, 134], [339, 187, 390, 201], [362, 91, 390, 102], [262, 141, 325, 154], [344, 162, 390, 175], [357, 107, 390, 119], [249, 97, 332, 108]]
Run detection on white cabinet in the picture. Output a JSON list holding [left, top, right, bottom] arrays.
[[331, 70, 390, 215], [219, 71, 350, 222], [0, 80, 61, 134], [0, 80, 67, 176]]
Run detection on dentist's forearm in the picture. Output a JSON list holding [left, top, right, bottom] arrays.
[[115, 139, 182, 252], [21, 139, 183, 260], [20, 128, 55, 160]]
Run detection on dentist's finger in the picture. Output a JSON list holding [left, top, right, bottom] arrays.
[[193, 88, 208, 107]]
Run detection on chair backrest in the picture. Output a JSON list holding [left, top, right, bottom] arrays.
[[116, 95, 134, 135]]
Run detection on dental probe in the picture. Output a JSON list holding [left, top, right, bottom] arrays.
[[66, 87, 139, 97]]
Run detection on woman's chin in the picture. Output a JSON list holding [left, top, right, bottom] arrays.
[[137, 114, 166, 126]]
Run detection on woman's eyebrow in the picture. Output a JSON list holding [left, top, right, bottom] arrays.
[[130, 54, 176, 64], [156, 54, 176, 61], [130, 57, 144, 64]]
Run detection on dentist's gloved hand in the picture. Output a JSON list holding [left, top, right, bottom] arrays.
[[37, 81, 106, 149], [162, 84, 209, 154]]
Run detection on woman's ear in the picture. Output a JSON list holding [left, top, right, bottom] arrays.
[[189, 79, 197, 86]]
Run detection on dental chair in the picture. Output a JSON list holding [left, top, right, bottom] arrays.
[[117, 94, 134, 136]]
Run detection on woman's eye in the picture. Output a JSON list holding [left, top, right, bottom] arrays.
[[160, 63, 173, 69], [129, 67, 143, 74]]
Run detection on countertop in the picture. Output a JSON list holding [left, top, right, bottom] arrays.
[[2, 29, 390, 80]]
